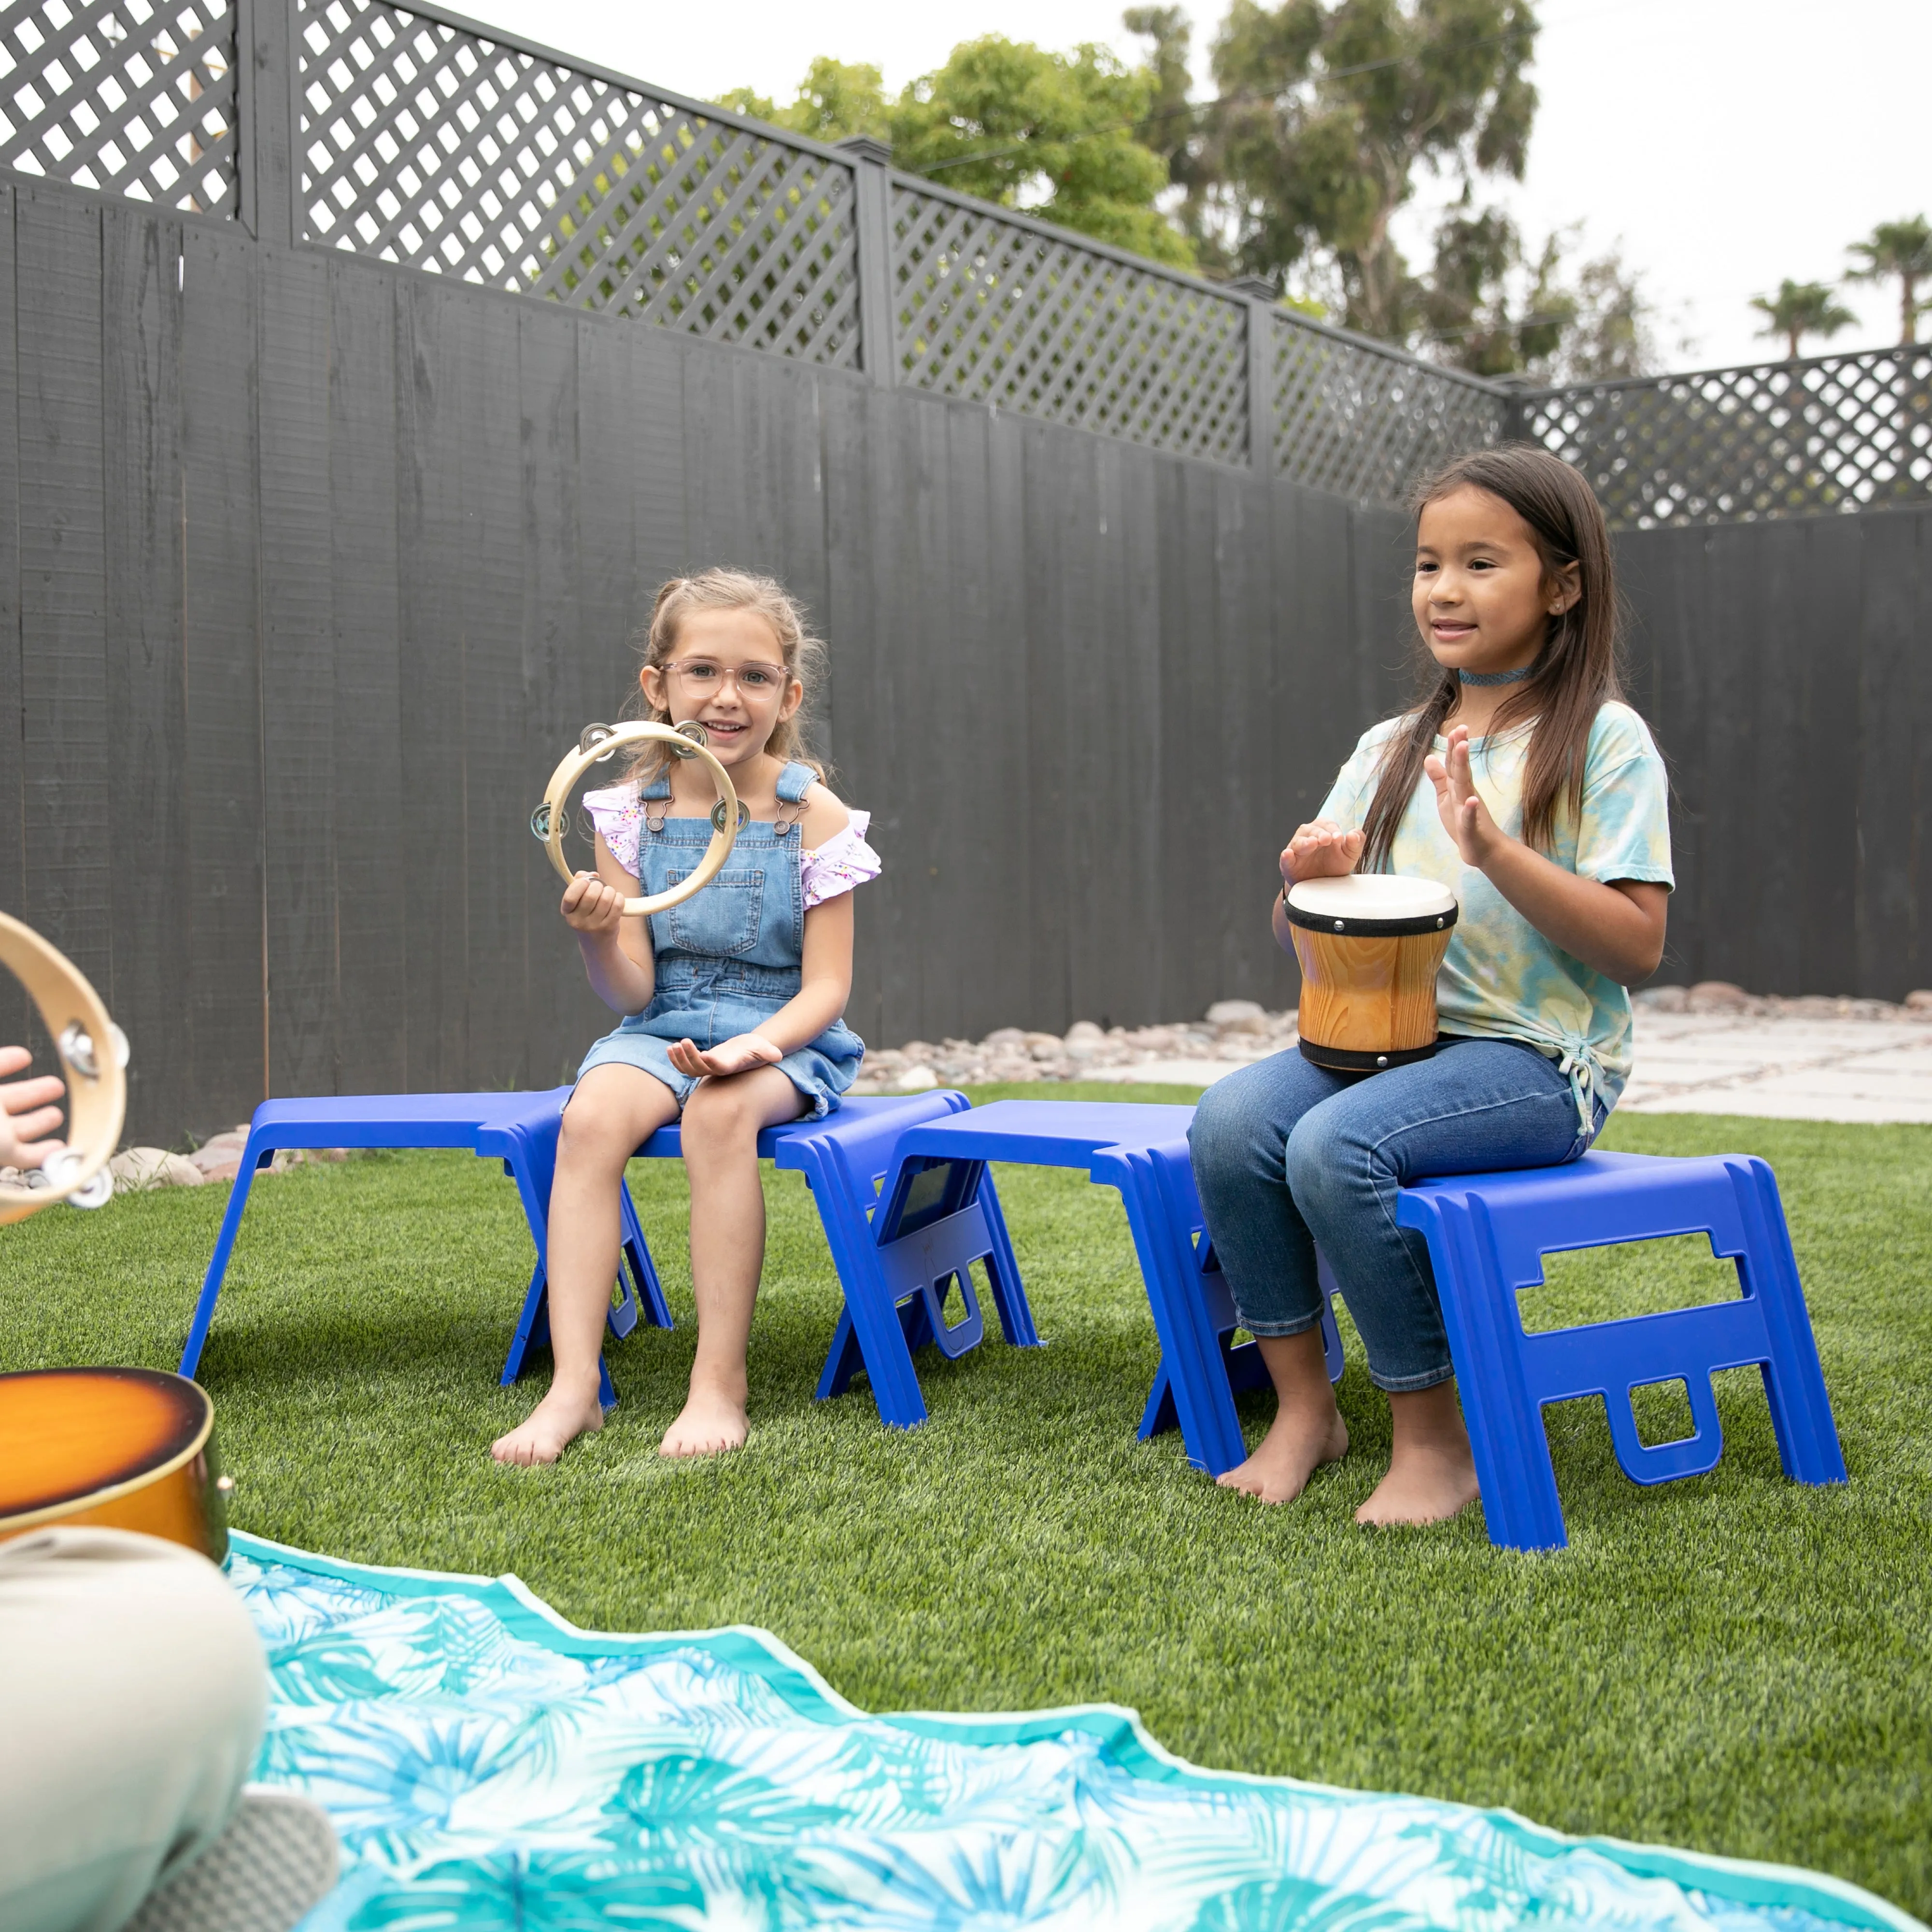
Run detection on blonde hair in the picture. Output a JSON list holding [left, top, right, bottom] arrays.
[[623, 568, 829, 786]]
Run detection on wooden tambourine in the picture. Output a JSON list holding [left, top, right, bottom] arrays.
[[532, 721, 741, 917], [0, 1367, 230, 1561], [0, 909, 127, 1224]]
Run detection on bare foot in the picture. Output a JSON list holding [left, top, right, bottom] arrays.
[[659, 1383, 748, 1458], [491, 1381, 607, 1467], [1216, 1402, 1350, 1505], [1355, 1381, 1482, 1526], [1355, 1438, 1481, 1525]]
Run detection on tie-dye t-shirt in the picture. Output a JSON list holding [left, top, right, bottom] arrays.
[[1316, 699, 1674, 1120]]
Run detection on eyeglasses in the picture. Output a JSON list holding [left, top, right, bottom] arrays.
[[657, 659, 792, 698]]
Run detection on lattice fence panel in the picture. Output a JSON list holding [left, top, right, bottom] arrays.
[[295, 0, 858, 363], [1523, 348, 1932, 526], [1272, 314, 1505, 502], [0, 0, 237, 215], [891, 183, 1250, 464]]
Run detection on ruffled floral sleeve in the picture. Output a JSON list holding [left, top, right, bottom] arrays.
[[802, 811, 882, 909], [580, 784, 643, 879]]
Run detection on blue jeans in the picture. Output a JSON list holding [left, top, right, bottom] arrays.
[[1188, 1039, 1603, 1392]]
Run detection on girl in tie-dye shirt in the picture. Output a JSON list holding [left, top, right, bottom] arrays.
[[1190, 447, 1673, 1531]]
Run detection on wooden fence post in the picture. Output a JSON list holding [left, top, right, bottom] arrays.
[[837, 136, 896, 390], [236, 0, 297, 247], [1230, 276, 1277, 478], [1496, 374, 1530, 444]]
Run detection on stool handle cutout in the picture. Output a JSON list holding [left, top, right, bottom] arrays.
[[1601, 1373, 1724, 1485]]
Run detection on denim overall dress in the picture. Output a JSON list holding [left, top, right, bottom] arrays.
[[575, 760, 866, 1118]]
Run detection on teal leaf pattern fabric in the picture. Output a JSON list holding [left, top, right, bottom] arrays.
[[228, 1535, 1914, 1932]]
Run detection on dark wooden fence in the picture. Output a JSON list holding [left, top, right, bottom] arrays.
[[0, 0, 1928, 1144], [0, 176, 1414, 1141], [1617, 505, 1932, 1005]]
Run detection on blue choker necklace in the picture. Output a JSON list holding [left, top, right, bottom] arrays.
[[1458, 665, 1536, 686]]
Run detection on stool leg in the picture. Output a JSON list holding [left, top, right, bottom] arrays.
[[1137, 1368, 1180, 1442], [1730, 1158, 1847, 1485], [1314, 1251, 1346, 1383], [618, 1178, 673, 1331], [1119, 1147, 1249, 1477], [502, 1260, 550, 1387], [500, 1128, 556, 1385], [179, 1137, 271, 1378], [800, 1147, 930, 1429], [970, 1169, 1041, 1349], [815, 1307, 867, 1401], [1412, 1194, 1569, 1551]]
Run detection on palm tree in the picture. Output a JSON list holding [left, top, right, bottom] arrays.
[[1749, 279, 1858, 361], [1847, 216, 1932, 344]]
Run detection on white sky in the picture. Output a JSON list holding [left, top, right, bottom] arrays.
[[464, 0, 1929, 370]]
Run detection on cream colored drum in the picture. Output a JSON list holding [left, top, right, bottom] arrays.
[[1284, 873, 1459, 1073], [0, 911, 126, 1223], [531, 720, 741, 918]]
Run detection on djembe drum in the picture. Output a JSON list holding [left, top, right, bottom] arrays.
[[1284, 873, 1459, 1073]]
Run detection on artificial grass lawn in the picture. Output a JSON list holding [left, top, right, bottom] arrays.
[[3, 1086, 1928, 1918]]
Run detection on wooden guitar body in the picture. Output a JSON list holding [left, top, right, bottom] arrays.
[[0, 1367, 230, 1562]]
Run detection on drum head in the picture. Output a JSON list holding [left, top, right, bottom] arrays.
[[1285, 873, 1458, 935]]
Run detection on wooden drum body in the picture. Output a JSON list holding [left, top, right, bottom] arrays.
[[0, 1367, 230, 1562], [1285, 874, 1459, 1074]]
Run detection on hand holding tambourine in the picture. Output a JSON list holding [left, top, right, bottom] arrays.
[[0, 911, 128, 1223], [532, 720, 743, 916]]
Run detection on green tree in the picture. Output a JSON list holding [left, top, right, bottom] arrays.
[[1418, 206, 1567, 375], [1555, 248, 1660, 382], [1198, 0, 1539, 339], [1122, 7, 1213, 239], [1846, 215, 1932, 346], [1749, 279, 1858, 361], [1416, 217, 1658, 380], [727, 39, 1192, 269], [721, 58, 892, 146]]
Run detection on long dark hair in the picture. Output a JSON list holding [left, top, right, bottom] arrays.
[[1359, 444, 1624, 870]]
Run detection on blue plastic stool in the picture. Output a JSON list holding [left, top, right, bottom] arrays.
[[879, 1100, 1343, 1474], [496, 1091, 1041, 1430], [1396, 1150, 1847, 1551], [177, 1090, 668, 1409]]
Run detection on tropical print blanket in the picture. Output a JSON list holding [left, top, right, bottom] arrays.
[[230, 1535, 1913, 1932]]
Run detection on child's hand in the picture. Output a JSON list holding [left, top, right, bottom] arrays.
[[0, 1044, 65, 1171], [562, 871, 626, 937], [1424, 726, 1505, 865], [1281, 819, 1364, 885], [667, 1034, 784, 1080]]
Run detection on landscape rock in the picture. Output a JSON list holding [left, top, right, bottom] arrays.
[[846, 979, 1932, 1099], [1064, 1021, 1105, 1061], [1687, 980, 1750, 1009], [110, 1148, 205, 1191], [1206, 999, 1269, 1033]]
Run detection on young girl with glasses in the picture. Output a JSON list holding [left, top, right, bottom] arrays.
[[1189, 446, 1673, 1527], [493, 570, 879, 1465]]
